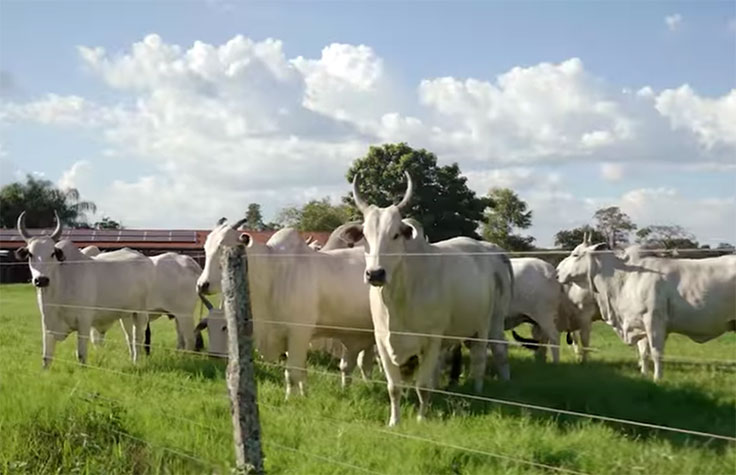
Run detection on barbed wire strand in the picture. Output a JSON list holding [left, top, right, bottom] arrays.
[[22, 332, 727, 443], [1, 245, 732, 266], [15, 357, 585, 475], [22, 304, 736, 364], [254, 359, 736, 443]]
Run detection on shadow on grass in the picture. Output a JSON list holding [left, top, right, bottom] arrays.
[[426, 355, 735, 452]]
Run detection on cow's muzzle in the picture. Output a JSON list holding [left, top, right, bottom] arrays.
[[365, 268, 386, 286], [33, 276, 50, 288], [196, 282, 210, 295]]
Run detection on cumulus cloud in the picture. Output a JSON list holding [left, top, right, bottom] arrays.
[[58, 160, 92, 190], [665, 14, 683, 31], [654, 85, 736, 149], [0, 34, 733, 241]]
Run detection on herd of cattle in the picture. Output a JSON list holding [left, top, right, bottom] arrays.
[[12, 174, 736, 425]]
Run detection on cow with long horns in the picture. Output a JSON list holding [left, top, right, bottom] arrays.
[[15, 211, 156, 367], [196, 218, 375, 397], [336, 173, 514, 426]]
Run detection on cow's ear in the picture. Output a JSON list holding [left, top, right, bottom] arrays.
[[339, 224, 364, 244], [14, 247, 29, 261], [53, 247, 65, 262], [217, 217, 227, 225], [239, 233, 252, 246], [590, 243, 610, 252], [400, 218, 422, 240]]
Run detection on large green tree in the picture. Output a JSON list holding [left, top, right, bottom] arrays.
[[636, 225, 698, 250], [554, 225, 606, 249], [594, 206, 636, 248], [0, 175, 97, 228], [276, 198, 351, 232], [245, 203, 267, 231], [344, 143, 490, 241], [481, 188, 535, 251]]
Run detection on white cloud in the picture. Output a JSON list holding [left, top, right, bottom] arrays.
[[0, 34, 734, 239], [654, 85, 736, 149], [600, 162, 625, 181], [665, 14, 683, 32], [58, 160, 92, 190]]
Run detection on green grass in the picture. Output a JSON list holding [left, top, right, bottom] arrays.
[[1, 283, 735, 474]]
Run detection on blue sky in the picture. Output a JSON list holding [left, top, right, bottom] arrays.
[[1, 0, 734, 245]]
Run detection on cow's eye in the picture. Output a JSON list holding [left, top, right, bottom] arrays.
[[392, 233, 400, 240]]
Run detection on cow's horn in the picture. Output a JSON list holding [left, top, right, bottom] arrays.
[[50, 210, 63, 242], [352, 174, 369, 213], [231, 217, 248, 230], [396, 172, 413, 210], [17, 211, 31, 241]]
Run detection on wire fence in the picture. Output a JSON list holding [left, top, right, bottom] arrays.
[[3, 245, 736, 473]]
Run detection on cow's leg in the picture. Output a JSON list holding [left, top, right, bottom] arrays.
[[644, 313, 666, 381], [541, 318, 560, 363], [375, 340, 403, 426], [357, 345, 375, 381], [42, 328, 57, 369], [131, 312, 149, 363], [415, 339, 442, 422], [285, 334, 310, 399], [488, 323, 510, 381], [636, 338, 650, 375], [531, 324, 547, 362], [339, 342, 359, 389], [76, 320, 91, 364], [174, 313, 195, 351], [120, 317, 135, 359], [468, 339, 488, 392], [580, 322, 592, 363]]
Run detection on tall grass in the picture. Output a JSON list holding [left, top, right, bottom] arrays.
[[1, 283, 734, 474]]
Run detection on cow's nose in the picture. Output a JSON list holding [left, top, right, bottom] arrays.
[[366, 268, 386, 286], [197, 282, 210, 295], [34, 276, 50, 288]]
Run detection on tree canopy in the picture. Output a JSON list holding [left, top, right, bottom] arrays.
[[0, 175, 97, 228], [636, 225, 698, 250], [481, 188, 535, 251], [245, 203, 267, 231], [344, 143, 490, 241], [554, 225, 606, 249], [276, 198, 351, 232], [593, 206, 636, 248]]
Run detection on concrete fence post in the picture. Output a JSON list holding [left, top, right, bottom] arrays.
[[221, 245, 264, 474]]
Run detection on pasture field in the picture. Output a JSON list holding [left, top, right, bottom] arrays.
[[1, 283, 735, 474]]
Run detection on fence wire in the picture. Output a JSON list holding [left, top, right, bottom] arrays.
[[10, 326, 736, 443]]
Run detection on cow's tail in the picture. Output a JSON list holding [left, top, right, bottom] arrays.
[[511, 328, 542, 351], [144, 323, 151, 356], [500, 252, 514, 302]]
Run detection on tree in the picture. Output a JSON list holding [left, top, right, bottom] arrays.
[[554, 225, 606, 249], [481, 188, 535, 251], [275, 198, 351, 232], [345, 143, 490, 241], [94, 216, 122, 230], [593, 206, 636, 248], [716, 242, 735, 250], [245, 203, 266, 231], [0, 174, 97, 228], [636, 225, 698, 250]]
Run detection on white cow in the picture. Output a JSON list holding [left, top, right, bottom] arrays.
[[80, 245, 101, 257], [148, 252, 201, 351], [15, 212, 154, 367], [338, 173, 513, 426], [557, 282, 601, 363], [557, 237, 736, 380], [504, 258, 562, 363], [321, 222, 365, 251], [196, 219, 374, 396]]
